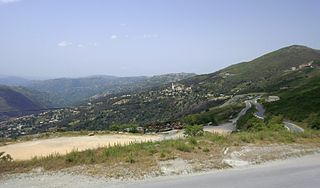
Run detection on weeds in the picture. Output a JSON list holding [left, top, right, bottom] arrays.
[[1, 129, 320, 175]]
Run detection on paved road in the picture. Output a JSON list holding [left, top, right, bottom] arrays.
[[252, 97, 265, 119], [117, 154, 320, 188], [204, 100, 251, 133], [2, 154, 319, 188], [251, 97, 304, 132], [284, 121, 304, 133]]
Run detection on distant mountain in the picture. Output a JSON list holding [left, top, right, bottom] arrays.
[[2, 45, 320, 135], [0, 85, 45, 120], [25, 73, 196, 107], [3, 45, 320, 135], [0, 76, 31, 86], [56, 45, 320, 130]]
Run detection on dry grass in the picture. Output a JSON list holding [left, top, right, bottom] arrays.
[[1, 129, 320, 178]]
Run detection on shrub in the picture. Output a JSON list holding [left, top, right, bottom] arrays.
[[65, 150, 78, 163], [175, 142, 193, 152], [307, 113, 320, 130], [189, 137, 198, 145], [184, 125, 204, 137], [0, 152, 13, 162]]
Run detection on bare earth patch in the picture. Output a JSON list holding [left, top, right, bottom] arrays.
[[0, 134, 162, 160]]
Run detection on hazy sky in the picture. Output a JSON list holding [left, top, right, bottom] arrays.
[[1, 0, 320, 78]]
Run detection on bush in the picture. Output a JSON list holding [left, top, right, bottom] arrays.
[[0, 152, 13, 162], [184, 125, 204, 137], [267, 115, 286, 131], [175, 142, 193, 152], [307, 113, 320, 130], [189, 137, 198, 145], [183, 111, 217, 125]]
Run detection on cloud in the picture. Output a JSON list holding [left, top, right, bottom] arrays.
[[0, 0, 20, 5], [143, 34, 159, 39], [77, 44, 85, 48], [89, 42, 98, 47], [120, 23, 127, 27], [57, 41, 73, 47], [110, 35, 118, 40]]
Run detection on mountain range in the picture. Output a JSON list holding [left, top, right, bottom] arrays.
[[1, 45, 320, 131], [0, 73, 196, 119]]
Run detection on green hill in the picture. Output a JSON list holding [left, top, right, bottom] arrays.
[[55, 45, 320, 130], [3, 45, 320, 134], [181, 45, 320, 94], [265, 71, 320, 121], [0, 86, 44, 119]]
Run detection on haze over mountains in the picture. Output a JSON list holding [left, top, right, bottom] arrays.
[[1, 44, 319, 133], [0, 73, 195, 117]]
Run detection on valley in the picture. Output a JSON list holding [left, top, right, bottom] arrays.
[[1, 1, 320, 187], [1, 45, 320, 184]]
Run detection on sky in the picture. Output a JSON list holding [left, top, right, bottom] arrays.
[[0, 0, 320, 78]]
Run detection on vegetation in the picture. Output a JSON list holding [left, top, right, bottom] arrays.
[[27, 73, 196, 107], [237, 105, 286, 132], [307, 113, 320, 130], [109, 124, 140, 133], [3, 45, 320, 137], [1, 129, 320, 175], [0, 152, 13, 162], [265, 76, 320, 122], [182, 104, 243, 126], [184, 125, 204, 137]]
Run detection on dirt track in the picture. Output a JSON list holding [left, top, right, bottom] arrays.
[[0, 134, 162, 160]]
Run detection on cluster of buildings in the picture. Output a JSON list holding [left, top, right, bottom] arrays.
[[160, 83, 192, 96], [0, 108, 80, 138], [291, 61, 314, 71]]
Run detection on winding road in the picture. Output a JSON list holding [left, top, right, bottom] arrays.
[[204, 100, 251, 134], [251, 97, 304, 133]]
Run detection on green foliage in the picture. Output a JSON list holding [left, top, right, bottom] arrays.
[[188, 137, 198, 145], [2, 129, 320, 175], [185, 104, 244, 124], [175, 142, 193, 152], [236, 107, 256, 130], [266, 115, 286, 131], [184, 125, 204, 137], [183, 111, 217, 125], [65, 150, 78, 163], [109, 124, 139, 133], [237, 107, 286, 132], [307, 113, 320, 130], [0, 152, 13, 162], [265, 76, 320, 122]]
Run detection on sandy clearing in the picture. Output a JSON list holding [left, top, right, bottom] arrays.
[[0, 134, 162, 160]]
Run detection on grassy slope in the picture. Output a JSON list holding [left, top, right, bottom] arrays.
[[2, 45, 318, 131], [182, 45, 320, 94], [27, 45, 320, 131], [1, 130, 320, 176], [265, 74, 320, 121]]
